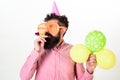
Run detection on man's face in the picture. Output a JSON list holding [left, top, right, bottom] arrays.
[[44, 20, 61, 49]]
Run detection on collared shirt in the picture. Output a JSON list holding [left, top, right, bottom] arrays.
[[20, 41, 93, 80]]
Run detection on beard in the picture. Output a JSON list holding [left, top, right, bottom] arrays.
[[44, 32, 60, 49]]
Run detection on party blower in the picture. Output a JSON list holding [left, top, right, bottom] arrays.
[[70, 30, 116, 70]]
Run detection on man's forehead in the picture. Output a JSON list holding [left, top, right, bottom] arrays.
[[47, 19, 59, 23]]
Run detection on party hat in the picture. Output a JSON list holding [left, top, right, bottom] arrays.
[[51, 1, 60, 15]]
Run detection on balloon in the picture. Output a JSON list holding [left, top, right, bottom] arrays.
[[70, 44, 90, 63], [85, 30, 106, 53], [95, 49, 116, 69]]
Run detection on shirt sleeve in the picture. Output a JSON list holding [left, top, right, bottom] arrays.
[[75, 63, 93, 80], [20, 49, 44, 80]]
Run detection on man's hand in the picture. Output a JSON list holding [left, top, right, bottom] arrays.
[[34, 36, 47, 52], [86, 54, 97, 74]]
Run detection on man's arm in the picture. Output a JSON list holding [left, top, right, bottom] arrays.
[[20, 49, 43, 80], [75, 54, 96, 80], [75, 63, 93, 80], [20, 36, 46, 80]]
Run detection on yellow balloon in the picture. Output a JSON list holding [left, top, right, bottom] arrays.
[[95, 49, 116, 69], [70, 44, 90, 63]]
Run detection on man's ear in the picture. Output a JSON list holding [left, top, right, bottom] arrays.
[[60, 27, 67, 35]]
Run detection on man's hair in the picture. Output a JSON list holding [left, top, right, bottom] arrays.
[[44, 13, 69, 28]]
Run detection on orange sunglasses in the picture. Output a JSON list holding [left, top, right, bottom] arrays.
[[36, 22, 65, 37]]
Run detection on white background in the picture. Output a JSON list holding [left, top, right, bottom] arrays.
[[0, 0, 120, 80]]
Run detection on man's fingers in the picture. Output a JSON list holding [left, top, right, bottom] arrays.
[[36, 37, 46, 43], [88, 54, 97, 65]]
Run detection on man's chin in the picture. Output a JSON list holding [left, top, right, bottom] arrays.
[[44, 39, 59, 49], [44, 43, 56, 49]]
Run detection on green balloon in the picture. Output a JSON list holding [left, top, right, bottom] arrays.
[[85, 30, 106, 53]]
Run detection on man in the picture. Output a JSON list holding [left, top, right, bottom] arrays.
[[20, 13, 97, 80]]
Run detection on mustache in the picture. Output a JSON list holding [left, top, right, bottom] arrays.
[[45, 32, 54, 38]]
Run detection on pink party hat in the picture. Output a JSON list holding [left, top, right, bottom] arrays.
[[51, 1, 60, 15]]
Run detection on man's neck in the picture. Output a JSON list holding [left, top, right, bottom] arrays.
[[56, 38, 63, 48]]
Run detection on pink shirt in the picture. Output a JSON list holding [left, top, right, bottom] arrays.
[[20, 41, 93, 80]]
